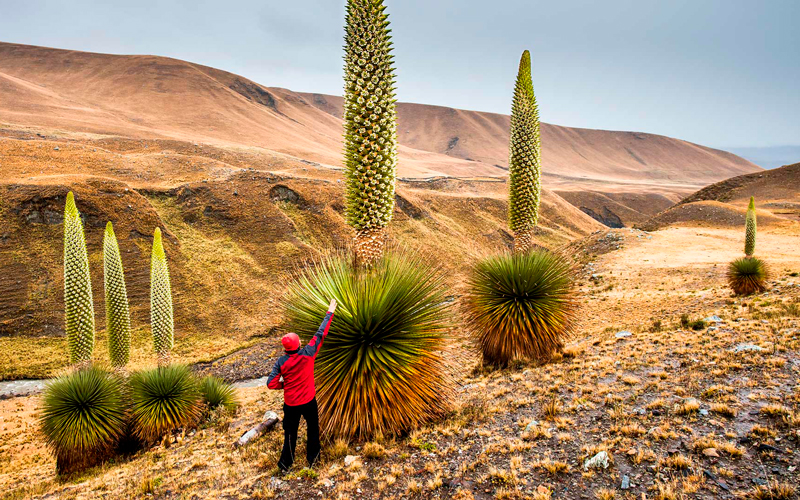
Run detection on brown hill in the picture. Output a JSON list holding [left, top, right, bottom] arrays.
[[638, 162, 800, 230], [0, 41, 760, 222]]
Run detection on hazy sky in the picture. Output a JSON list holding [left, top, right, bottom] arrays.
[[1, 0, 798, 149]]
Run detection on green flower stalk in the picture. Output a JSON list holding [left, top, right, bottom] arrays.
[[150, 228, 174, 365], [63, 192, 95, 365], [343, 0, 398, 266], [507, 50, 542, 254], [745, 196, 757, 257], [103, 222, 131, 368]]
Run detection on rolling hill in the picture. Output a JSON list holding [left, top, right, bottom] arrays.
[[0, 41, 761, 226]]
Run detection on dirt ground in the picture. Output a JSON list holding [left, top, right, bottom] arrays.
[[1, 223, 798, 500]]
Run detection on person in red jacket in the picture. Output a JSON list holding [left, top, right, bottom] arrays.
[[268, 298, 337, 471]]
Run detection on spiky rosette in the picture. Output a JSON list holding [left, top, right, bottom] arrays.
[[728, 257, 769, 296], [199, 376, 239, 412], [465, 250, 577, 366], [507, 50, 542, 254], [39, 367, 127, 474], [103, 222, 131, 368], [129, 365, 201, 442], [63, 191, 95, 365], [150, 228, 174, 364], [745, 196, 757, 257], [343, 0, 398, 266], [283, 251, 453, 439]]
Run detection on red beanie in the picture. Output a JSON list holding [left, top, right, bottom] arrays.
[[281, 332, 300, 351]]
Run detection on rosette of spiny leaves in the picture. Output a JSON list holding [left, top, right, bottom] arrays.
[[745, 196, 757, 257], [103, 222, 131, 368], [507, 50, 542, 254], [150, 228, 174, 364], [343, 0, 398, 266], [63, 191, 95, 365]]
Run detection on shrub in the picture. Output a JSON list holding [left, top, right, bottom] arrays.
[[343, 0, 398, 265], [198, 376, 238, 412], [465, 250, 577, 365], [508, 50, 542, 253], [63, 192, 95, 365], [129, 365, 201, 442], [103, 222, 131, 368], [150, 227, 174, 364], [283, 251, 452, 439], [40, 367, 127, 474], [728, 257, 769, 296]]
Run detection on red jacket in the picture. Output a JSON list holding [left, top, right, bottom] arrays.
[[267, 312, 333, 406]]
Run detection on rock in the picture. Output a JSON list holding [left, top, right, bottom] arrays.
[[524, 420, 541, 433], [704, 315, 723, 323], [707, 326, 718, 332], [700, 409, 709, 416], [621, 475, 630, 489], [615, 330, 632, 339], [731, 343, 766, 352], [583, 451, 610, 471], [702, 448, 719, 457], [53, 146, 60, 151], [344, 455, 359, 467]]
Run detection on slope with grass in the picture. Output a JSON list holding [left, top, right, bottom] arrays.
[[3, 223, 799, 499]]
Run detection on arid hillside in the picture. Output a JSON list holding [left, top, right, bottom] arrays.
[[640, 162, 800, 230], [0, 133, 602, 379], [0, 42, 761, 224]]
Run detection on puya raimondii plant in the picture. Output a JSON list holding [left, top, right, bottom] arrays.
[[745, 196, 757, 257], [508, 50, 541, 254], [63, 191, 95, 366], [343, 0, 398, 266], [103, 222, 131, 368], [150, 227, 174, 365]]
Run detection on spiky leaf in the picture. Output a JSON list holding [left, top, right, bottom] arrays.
[[745, 196, 757, 257], [129, 365, 201, 442], [63, 191, 95, 364], [40, 367, 126, 473], [150, 228, 174, 359], [199, 376, 239, 412], [465, 250, 576, 365], [283, 251, 452, 439], [103, 222, 131, 368], [728, 257, 769, 296], [343, 0, 398, 236], [508, 50, 542, 239]]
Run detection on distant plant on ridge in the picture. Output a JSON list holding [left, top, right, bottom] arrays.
[[103, 222, 131, 368], [745, 196, 757, 257], [508, 50, 542, 254], [343, 0, 398, 266], [150, 227, 174, 365], [63, 191, 95, 365]]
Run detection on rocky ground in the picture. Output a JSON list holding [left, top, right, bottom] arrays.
[[1, 225, 799, 500]]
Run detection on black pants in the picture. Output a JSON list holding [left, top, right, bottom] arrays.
[[278, 398, 320, 471]]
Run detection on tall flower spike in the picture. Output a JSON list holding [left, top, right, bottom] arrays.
[[343, 0, 398, 266], [63, 191, 95, 366], [103, 222, 131, 368], [507, 50, 542, 254], [745, 196, 757, 257], [150, 228, 174, 365]]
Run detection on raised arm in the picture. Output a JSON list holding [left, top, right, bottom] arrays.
[[266, 357, 285, 390], [302, 299, 337, 357]]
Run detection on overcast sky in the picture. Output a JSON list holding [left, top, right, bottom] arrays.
[[1, 0, 798, 149]]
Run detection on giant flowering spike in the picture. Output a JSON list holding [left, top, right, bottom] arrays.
[[150, 228, 173, 364], [745, 196, 757, 257], [63, 192, 95, 365], [343, 0, 398, 266], [507, 50, 542, 254], [103, 222, 131, 368]]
